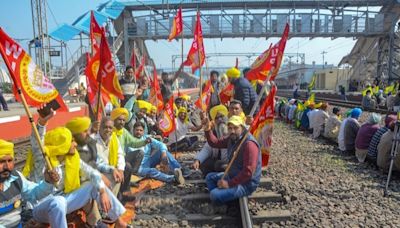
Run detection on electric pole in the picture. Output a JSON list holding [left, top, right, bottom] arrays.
[[31, 0, 52, 79], [321, 51, 327, 69]]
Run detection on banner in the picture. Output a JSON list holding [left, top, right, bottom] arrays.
[[149, 63, 164, 111], [195, 80, 213, 111], [183, 12, 205, 73], [168, 7, 183, 41], [90, 11, 102, 56], [246, 23, 289, 81], [219, 83, 234, 105], [308, 74, 316, 92], [0, 27, 68, 111], [97, 28, 124, 99], [159, 96, 176, 137], [250, 85, 277, 167], [135, 53, 146, 80]]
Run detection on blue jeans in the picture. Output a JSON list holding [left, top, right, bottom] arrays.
[[32, 183, 126, 228], [138, 149, 181, 182], [205, 172, 249, 205]]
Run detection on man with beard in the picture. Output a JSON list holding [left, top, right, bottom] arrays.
[[202, 115, 261, 204], [133, 122, 185, 185], [0, 139, 58, 227], [192, 105, 229, 176], [110, 107, 151, 193], [94, 117, 125, 196], [168, 107, 202, 151], [26, 127, 127, 227]]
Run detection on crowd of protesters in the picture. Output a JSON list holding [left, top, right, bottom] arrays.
[[0, 64, 270, 227]]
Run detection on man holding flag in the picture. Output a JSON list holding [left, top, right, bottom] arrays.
[[202, 115, 261, 204]]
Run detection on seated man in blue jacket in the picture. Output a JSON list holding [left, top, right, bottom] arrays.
[[226, 67, 258, 116], [202, 115, 261, 204], [132, 122, 185, 185]]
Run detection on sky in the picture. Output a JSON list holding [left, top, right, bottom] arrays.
[[0, 0, 358, 71]]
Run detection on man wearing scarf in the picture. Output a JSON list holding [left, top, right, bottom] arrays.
[[192, 105, 229, 176], [94, 117, 125, 196], [125, 100, 152, 135], [202, 115, 261, 204], [110, 107, 151, 194], [0, 139, 57, 227], [168, 107, 202, 151], [25, 127, 127, 227]]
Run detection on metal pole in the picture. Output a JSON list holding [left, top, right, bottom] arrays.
[[384, 119, 400, 196]]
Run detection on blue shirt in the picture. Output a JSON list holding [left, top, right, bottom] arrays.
[[2, 171, 53, 206]]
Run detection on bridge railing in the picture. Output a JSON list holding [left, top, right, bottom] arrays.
[[127, 9, 385, 40]]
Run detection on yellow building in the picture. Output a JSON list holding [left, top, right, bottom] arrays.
[[314, 68, 351, 90]]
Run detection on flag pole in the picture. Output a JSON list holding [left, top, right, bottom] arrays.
[[179, 20, 183, 95], [197, 11, 203, 110], [221, 77, 273, 179], [0, 44, 52, 171]]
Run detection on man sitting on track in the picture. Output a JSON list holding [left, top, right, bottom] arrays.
[[0, 139, 58, 227], [202, 115, 261, 204], [25, 127, 127, 227], [110, 107, 151, 194], [323, 107, 342, 142], [93, 117, 126, 196], [133, 122, 185, 185], [343, 108, 362, 155], [192, 105, 229, 176], [168, 107, 202, 151]]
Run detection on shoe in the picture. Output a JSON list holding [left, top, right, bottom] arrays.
[[174, 168, 185, 185]]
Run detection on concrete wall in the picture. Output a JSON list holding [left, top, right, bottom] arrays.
[[315, 68, 350, 90]]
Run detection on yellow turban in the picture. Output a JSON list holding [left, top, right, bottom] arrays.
[[0, 139, 14, 159], [228, 115, 245, 127], [180, 94, 191, 101], [210, 105, 228, 121], [178, 107, 187, 114], [66, 117, 91, 135], [226, 67, 241, 79], [44, 127, 80, 194], [136, 100, 152, 112], [314, 102, 323, 109], [110, 108, 129, 121], [150, 105, 157, 113]]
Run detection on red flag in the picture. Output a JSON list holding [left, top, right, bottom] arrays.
[[245, 43, 273, 81], [183, 12, 205, 73], [235, 57, 239, 69], [195, 80, 213, 111], [159, 96, 176, 137], [0, 27, 68, 111], [130, 49, 136, 69], [168, 7, 183, 41], [149, 63, 164, 111], [269, 23, 289, 81], [90, 11, 102, 56], [97, 28, 124, 99], [250, 85, 277, 167], [219, 83, 234, 105], [135, 53, 146, 80], [246, 23, 289, 81], [85, 53, 110, 120]]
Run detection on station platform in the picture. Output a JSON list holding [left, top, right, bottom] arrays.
[[0, 102, 88, 141]]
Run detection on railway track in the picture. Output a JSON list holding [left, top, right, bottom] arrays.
[[133, 137, 292, 227], [277, 90, 392, 115]]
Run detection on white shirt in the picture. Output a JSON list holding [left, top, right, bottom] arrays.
[[94, 133, 125, 171], [313, 110, 329, 128], [338, 118, 349, 151], [307, 109, 319, 129], [168, 118, 193, 145]]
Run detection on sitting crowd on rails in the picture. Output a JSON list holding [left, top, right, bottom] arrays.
[[360, 82, 400, 111], [0, 65, 267, 227], [276, 96, 398, 172]]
